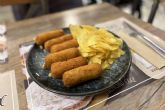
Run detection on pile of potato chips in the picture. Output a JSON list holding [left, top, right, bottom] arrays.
[[69, 25, 125, 69]]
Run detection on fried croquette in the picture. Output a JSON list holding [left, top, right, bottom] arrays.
[[63, 63, 102, 87], [44, 34, 73, 51], [35, 29, 64, 45], [44, 48, 80, 69], [51, 56, 88, 78], [50, 39, 79, 53]]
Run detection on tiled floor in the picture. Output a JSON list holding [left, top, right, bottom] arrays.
[[122, 0, 165, 31], [0, 0, 165, 31]]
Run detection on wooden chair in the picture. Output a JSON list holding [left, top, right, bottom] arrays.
[[0, 0, 49, 20], [0, 0, 38, 6], [0, 0, 83, 21]]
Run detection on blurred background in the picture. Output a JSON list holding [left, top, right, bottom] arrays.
[[0, 0, 165, 30]]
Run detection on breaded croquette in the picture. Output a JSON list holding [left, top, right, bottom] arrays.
[[35, 29, 64, 45], [44, 48, 80, 69], [63, 63, 102, 87], [51, 56, 88, 78], [44, 34, 72, 51], [50, 39, 79, 53]]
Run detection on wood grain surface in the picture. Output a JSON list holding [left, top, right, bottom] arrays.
[[0, 3, 164, 110]]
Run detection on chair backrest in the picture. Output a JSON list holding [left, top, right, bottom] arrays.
[[0, 0, 38, 6]]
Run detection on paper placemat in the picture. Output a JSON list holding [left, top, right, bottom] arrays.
[[0, 70, 19, 110], [19, 17, 165, 109]]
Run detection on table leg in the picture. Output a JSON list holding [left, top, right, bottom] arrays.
[[131, 0, 142, 18]]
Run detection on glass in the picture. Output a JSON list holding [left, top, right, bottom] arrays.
[[0, 24, 8, 64]]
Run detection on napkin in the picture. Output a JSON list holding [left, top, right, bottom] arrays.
[[24, 80, 92, 110], [119, 32, 165, 69], [131, 50, 165, 79], [0, 70, 19, 110]]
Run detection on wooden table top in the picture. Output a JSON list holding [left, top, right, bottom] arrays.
[[0, 3, 165, 110]]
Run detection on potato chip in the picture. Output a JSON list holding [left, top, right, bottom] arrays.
[[69, 25, 125, 69], [81, 25, 97, 32], [69, 24, 82, 38]]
